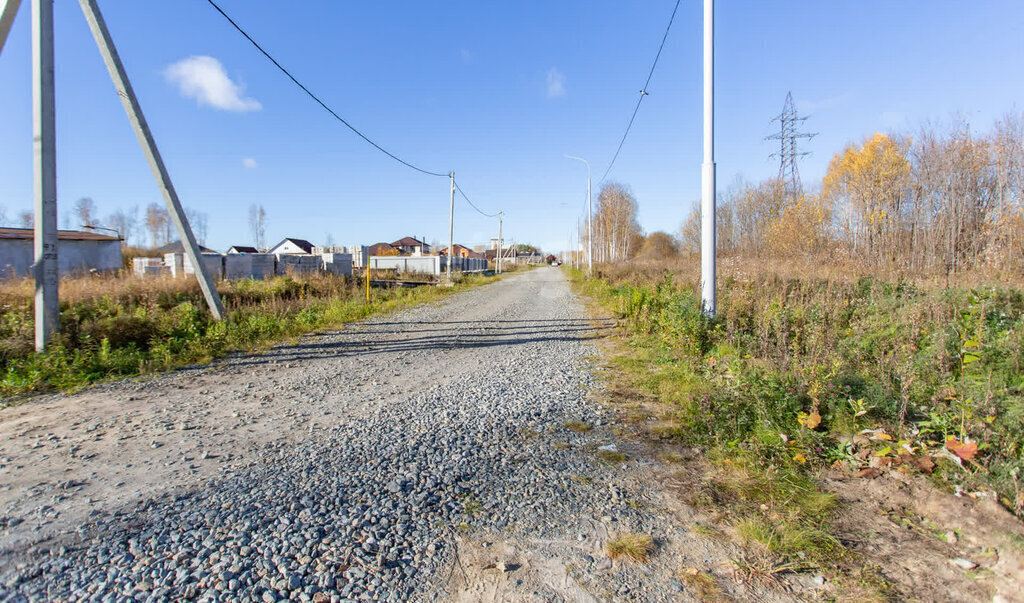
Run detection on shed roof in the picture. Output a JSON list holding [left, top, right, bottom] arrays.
[[228, 245, 260, 253], [0, 227, 119, 242]]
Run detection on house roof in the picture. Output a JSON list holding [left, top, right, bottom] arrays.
[[271, 238, 314, 254], [0, 227, 120, 242], [228, 245, 260, 253], [391, 236, 425, 247], [152, 240, 216, 254], [438, 244, 471, 255], [367, 242, 395, 254]]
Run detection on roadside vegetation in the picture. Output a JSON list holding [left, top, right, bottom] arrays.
[[570, 257, 1024, 582], [0, 270, 504, 399]]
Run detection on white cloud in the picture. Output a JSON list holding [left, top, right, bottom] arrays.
[[546, 67, 566, 98], [242, 157, 258, 169], [459, 48, 475, 64], [164, 56, 261, 112]]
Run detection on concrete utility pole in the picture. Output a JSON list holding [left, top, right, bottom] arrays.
[[701, 0, 716, 317], [0, 0, 22, 54], [565, 155, 592, 274], [496, 212, 503, 274], [79, 0, 223, 320], [31, 0, 58, 351], [447, 171, 455, 280]]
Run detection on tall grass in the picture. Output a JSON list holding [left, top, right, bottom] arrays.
[[0, 271, 498, 399]]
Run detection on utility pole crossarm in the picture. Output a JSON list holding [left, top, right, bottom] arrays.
[[78, 0, 224, 319]]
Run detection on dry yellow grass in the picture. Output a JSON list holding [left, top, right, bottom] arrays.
[[594, 253, 1024, 290]]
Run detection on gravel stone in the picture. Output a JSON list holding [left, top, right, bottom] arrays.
[[0, 269, 681, 600]]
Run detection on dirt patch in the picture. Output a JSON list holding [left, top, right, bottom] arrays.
[[826, 470, 1024, 602]]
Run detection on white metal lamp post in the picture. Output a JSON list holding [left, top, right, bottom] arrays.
[[701, 0, 716, 317], [565, 155, 592, 274]]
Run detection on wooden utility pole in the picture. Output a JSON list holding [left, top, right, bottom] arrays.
[[79, 0, 223, 319]]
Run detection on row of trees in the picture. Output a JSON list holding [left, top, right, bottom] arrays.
[[0, 199, 211, 248], [680, 113, 1024, 274], [579, 182, 644, 263]]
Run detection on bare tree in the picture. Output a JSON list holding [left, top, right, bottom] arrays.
[[106, 207, 139, 245], [73, 197, 98, 228], [145, 203, 171, 247], [185, 207, 209, 246], [591, 182, 641, 262], [249, 204, 266, 250], [679, 205, 701, 255], [19, 211, 33, 228]]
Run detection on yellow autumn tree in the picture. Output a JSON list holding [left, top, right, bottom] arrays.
[[764, 193, 831, 256], [822, 133, 910, 262]]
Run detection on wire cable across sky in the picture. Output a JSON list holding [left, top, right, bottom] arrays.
[[205, 0, 450, 178], [454, 180, 500, 218], [598, 0, 682, 184]]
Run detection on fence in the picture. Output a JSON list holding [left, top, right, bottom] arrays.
[[136, 252, 354, 280]]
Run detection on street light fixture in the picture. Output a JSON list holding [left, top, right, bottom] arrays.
[[82, 224, 121, 240]]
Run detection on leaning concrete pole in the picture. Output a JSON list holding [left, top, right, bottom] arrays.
[[79, 0, 223, 319], [447, 172, 455, 280], [700, 0, 716, 317], [32, 0, 58, 351], [0, 0, 23, 54]]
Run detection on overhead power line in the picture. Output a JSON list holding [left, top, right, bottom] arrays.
[[205, 0, 449, 178], [598, 0, 682, 184], [454, 180, 500, 218]]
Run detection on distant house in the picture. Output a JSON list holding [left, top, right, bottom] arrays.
[[152, 240, 216, 254], [438, 244, 483, 259], [227, 245, 260, 254], [367, 242, 397, 256], [390, 236, 429, 256], [0, 227, 122, 278], [268, 238, 314, 255]]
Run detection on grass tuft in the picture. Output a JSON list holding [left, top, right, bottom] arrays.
[[563, 420, 592, 433], [679, 567, 727, 602], [605, 533, 654, 563], [596, 449, 628, 464]]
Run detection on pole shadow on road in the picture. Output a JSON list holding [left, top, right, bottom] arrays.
[[224, 318, 618, 368]]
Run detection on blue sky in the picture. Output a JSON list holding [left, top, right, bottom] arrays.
[[0, 1, 1022, 254]]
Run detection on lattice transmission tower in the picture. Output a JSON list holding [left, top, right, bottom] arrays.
[[766, 92, 817, 201]]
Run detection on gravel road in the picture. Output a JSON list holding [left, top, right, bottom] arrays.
[[1, 268, 769, 602]]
